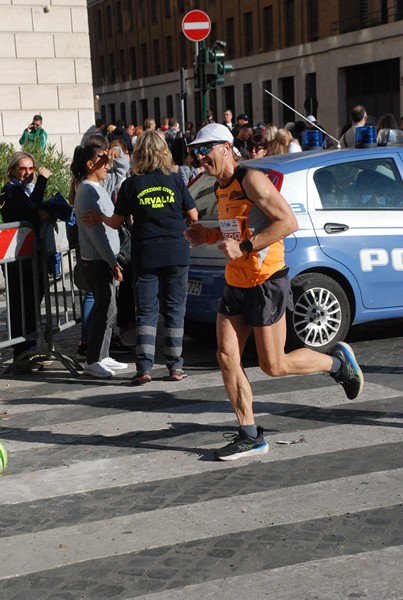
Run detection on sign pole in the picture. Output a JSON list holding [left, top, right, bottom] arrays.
[[200, 40, 207, 123], [182, 9, 211, 127], [179, 66, 186, 133]]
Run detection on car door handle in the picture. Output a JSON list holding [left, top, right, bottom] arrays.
[[324, 222, 349, 234]]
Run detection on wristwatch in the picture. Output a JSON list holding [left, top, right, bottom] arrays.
[[239, 238, 253, 254]]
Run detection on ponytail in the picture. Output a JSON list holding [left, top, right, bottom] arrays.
[[69, 143, 104, 205], [70, 144, 103, 180]]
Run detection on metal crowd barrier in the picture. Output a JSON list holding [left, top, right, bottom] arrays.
[[0, 220, 83, 375]]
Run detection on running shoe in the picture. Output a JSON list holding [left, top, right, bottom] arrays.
[[167, 368, 187, 381], [330, 341, 364, 400], [132, 371, 152, 386], [100, 357, 128, 370], [214, 426, 269, 461], [83, 361, 115, 378]]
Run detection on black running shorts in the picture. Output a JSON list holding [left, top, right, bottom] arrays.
[[218, 275, 294, 327]]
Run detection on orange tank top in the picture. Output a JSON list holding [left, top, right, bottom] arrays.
[[216, 166, 285, 288]]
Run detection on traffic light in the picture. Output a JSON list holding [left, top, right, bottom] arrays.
[[203, 47, 217, 89], [194, 41, 233, 90], [212, 41, 233, 87]]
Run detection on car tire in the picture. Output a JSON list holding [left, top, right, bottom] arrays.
[[287, 273, 351, 353]]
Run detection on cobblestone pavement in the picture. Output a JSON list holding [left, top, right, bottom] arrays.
[[0, 318, 402, 600]]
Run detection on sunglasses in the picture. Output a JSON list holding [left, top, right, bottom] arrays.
[[93, 152, 109, 163], [248, 145, 264, 152], [193, 141, 224, 156]]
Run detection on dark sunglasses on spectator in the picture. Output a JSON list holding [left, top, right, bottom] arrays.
[[248, 145, 264, 152], [193, 141, 225, 156]]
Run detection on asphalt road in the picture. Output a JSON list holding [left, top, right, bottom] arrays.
[[0, 318, 402, 600]]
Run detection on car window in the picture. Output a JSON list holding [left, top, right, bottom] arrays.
[[188, 174, 218, 219], [314, 158, 403, 209]]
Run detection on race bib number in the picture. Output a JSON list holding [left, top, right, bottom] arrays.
[[219, 217, 250, 242]]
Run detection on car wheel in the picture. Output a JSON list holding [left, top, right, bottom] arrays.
[[287, 273, 351, 353]]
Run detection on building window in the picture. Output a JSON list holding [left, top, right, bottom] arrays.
[[139, 0, 145, 28], [141, 43, 148, 77], [99, 55, 106, 84], [166, 37, 173, 73], [151, 2, 157, 23], [209, 88, 217, 124], [223, 86, 235, 117], [244, 12, 253, 55], [153, 40, 161, 75], [285, 0, 295, 46], [211, 22, 217, 43], [307, 0, 319, 41], [262, 6, 273, 51], [120, 102, 126, 123], [96, 9, 103, 40], [116, 1, 123, 34], [166, 95, 173, 117], [106, 5, 112, 36], [280, 76, 295, 125], [304, 73, 317, 116], [130, 47, 137, 80], [164, 0, 171, 19], [243, 83, 253, 125], [177, 0, 185, 13], [126, 0, 133, 31], [109, 52, 116, 84], [108, 103, 116, 124], [119, 49, 126, 81], [194, 91, 201, 129], [226, 18, 234, 58], [101, 105, 106, 123], [131, 100, 137, 125], [262, 80, 273, 124], [154, 97, 161, 126], [140, 98, 148, 124]]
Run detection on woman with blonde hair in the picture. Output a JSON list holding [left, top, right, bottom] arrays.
[[83, 130, 198, 384], [268, 128, 301, 155], [263, 124, 278, 143]]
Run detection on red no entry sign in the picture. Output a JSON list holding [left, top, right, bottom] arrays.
[[182, 10, 211, 42]]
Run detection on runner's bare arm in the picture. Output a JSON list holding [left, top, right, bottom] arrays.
[[243, 170, 298, 248]]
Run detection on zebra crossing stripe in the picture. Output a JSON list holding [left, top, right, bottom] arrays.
[[132, 546, 403, 600], [1, 468, 402, 579]]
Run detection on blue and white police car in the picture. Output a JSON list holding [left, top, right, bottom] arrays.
[[186, 147, 403, 352]]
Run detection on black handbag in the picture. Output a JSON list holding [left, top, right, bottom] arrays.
[[117, 225, 132, 264]]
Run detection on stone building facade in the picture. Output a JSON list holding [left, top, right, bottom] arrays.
[[87, 0, 403, 138], [0, 0, 95, 158]]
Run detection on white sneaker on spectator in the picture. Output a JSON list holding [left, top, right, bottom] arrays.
[[100, 357, 128, 370], [83, 361, 115, 378]]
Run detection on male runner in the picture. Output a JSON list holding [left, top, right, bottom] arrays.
[[185, 123, 364, 461]]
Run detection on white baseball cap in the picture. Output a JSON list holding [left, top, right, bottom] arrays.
[[307, 115, 317, 123], [187, 123, 234, 146]]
